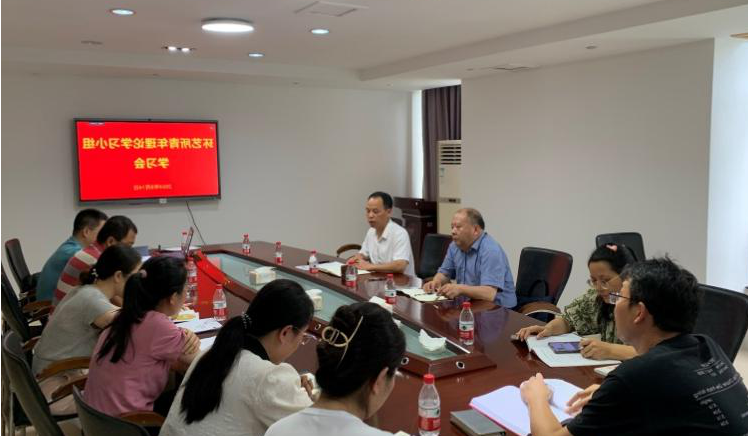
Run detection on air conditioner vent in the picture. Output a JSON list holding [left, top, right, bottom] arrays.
[[295, 1, 368, 17], [439, 142, 461, 165]]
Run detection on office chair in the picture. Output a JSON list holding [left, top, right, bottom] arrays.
[[595, 232, 645, 262], [514, 247, 573, 320], [4, 238, 39, 296], [693, 284, 748, 362], [73, 387, 151, 436], [417, 233, 452, 280]]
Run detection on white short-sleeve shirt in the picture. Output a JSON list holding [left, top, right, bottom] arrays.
[[359, 220, 415, 277], [266, 408, 395, 436]]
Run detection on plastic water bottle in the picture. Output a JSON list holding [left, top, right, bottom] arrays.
[[308, 250, 319, 274], [185, 257, 197, 308], [345, 259, 357, 288], [242, 234, 251, 255], [418, 373, 441, 436], [459, 301, 475, 346], [384, 273, 397, 305], [212, 284, 227, 322], [275, 241, 283, 264], [180, 231, 189, 252]]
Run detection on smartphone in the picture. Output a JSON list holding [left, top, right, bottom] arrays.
[[548, 341, 581, 354]]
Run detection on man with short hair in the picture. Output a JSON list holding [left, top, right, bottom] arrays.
[[520, 257, 748, 436], [53, 215, 138, 305], [423, 208, 516, 307], [350, 191, 415, 276], [36, 209, 108, 302]]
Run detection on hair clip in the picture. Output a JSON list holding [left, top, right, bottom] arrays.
[[241, 313, 252, 331], [89, 267, 99, 279], [606, 244, 618, 252], [321, 316, 364, 367], [139, 269, 148, 278]]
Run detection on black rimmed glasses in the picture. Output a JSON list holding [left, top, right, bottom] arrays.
[[607, 292, 632, 304]]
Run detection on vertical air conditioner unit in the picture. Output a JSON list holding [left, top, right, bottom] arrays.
[[437, 140, 461, 234]]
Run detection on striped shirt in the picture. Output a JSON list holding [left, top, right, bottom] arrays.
[[53, 242, 104, 305]]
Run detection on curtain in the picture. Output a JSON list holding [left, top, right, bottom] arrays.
[[422, 85, 461, 201]]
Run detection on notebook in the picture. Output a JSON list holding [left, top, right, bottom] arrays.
[[525, 333, 620, 367], [470, 378, 582, 436]]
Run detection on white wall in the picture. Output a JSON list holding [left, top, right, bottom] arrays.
[[1, 74, 411, 271], [462, 41, 715, 307], [706, 38, 748, 292]]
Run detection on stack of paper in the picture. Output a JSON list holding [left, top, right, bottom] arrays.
[[178, 318, 223, 334], [399, 288, 449, 302], [316, 261, 371, 277], [526, 333, 620, 368], [470, 378, 582, 436], [199, 336, 216, 351]]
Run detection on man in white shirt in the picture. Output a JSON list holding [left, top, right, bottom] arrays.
[[350, 192, 415, 276]]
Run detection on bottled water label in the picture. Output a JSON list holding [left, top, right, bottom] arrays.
[[385, 289, 397, 305], [213, 300, 227, 309], [459, 321, 474, 342], [418, 406, 441, 432]]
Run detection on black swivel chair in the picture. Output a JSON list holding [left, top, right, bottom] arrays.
[[73, 387, 150, 436], [2, 267, 47, 343], [693, 284, 748, 362], [513, 247, 573, 319], [417, 234, 452, 280], [5, 238, 40, 296], [595, 232, 645, 262]]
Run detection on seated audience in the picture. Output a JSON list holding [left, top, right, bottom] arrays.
[[520, 257, 748, 436], [84, 256, 199, 417], [423, 208, 516, 307], [351, 191, 415, 276], [266, 302, 406, 436], [516, 244, 637, 360], [36, 208, 107, 302], [161, 279, 315, 435], [32, 245, 141, 374], [54, 215, 137, 305]]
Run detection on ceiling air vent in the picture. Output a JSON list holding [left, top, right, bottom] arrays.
[[295, 1, 368, 17], [439, 141, 462, 166], [480, 63, 538, 72]]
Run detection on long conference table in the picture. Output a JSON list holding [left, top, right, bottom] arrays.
[[189, 241, 601, 436]]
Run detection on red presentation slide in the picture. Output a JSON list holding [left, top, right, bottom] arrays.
[[76, 120, 220, 202]]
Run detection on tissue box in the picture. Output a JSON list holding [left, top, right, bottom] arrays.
[[249, 267, 276, 285], [306, 289, 323, 311]]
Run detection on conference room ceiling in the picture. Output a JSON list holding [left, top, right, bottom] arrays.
[[2, 0, 747, 90]]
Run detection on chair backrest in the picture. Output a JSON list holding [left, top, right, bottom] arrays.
[[5, 239, 33, 292], [418, 233, 452, 279], [1, 332, 64, 436], [515, 247, 573, 306], [595, 232, 645, 262], [391, 217, 404, 226], [1, 266, 32, 342], [693, 284, 748, 362], [73, 387, 150, 436]]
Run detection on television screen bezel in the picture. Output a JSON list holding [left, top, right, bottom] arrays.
[[74, 118, 221, 204]]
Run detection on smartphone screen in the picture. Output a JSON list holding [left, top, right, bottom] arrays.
[[548, 341, 581, 354]]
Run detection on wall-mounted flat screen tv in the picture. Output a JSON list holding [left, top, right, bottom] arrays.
[[75, 119, 220, 203]]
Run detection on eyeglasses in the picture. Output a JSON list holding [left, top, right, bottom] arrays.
[[606, 292, 632, 304], [586, 275, 620, 291]]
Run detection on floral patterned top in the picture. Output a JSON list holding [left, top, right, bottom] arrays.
[[561, 288, 622, 344]]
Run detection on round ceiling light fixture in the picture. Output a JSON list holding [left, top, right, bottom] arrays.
[[110, 8, 135, 16], [310, 28, 330, 35], [202, 18, 254, 33], [247, 52, 265, 58]]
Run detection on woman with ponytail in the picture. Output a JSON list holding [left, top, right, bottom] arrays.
[[32, 244, 141, 374], [84, 256, 200, 417], [266, 302, 406, 436], [516, 244, 638, 360], [160, 278, 315, 436]]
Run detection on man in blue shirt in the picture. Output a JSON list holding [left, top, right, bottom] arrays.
[[423, 208, 516, 307], [35, 209, 107, 302]]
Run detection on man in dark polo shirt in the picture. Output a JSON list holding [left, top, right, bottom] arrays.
[[520, 257, 748, 436]]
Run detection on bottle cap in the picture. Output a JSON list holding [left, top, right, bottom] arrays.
[[387, 273, 394, 278], [462, 301, 472, 309], [423, 373, 435, 384], [182, 231, 187, 235], [311, 250, 317, 254], [244, 233, 248, 237], [347, 259, 355, 265]]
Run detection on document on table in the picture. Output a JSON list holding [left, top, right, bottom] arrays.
[[470, 378, 582, 436], [162, 246, 200, 252], [399, 288, 449, 302], [178, 318, 223, 334], [317, 261, 371, 277], [526, 333, 620, 367], [199, 336, 216, 351]]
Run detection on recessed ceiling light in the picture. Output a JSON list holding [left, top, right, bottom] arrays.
[[81, 40, 103, 46], [110, 8, 135, 16], [586, 44, 598, 50], [180, 47, 191, 53], [163, 46, 193, 53], [166, 46, 178, 52], [202, 18, 254, 33], [310, 28, 330, 35], [247, 52, 264, 58]]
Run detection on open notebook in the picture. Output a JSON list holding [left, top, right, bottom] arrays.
[[526, 333, 620, 368], [470, 378, 582, 436], [317, 261, 371, 277]]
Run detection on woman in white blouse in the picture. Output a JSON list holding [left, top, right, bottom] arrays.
[[160, 279, 315, 436], [266, 302, 406, 436]]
